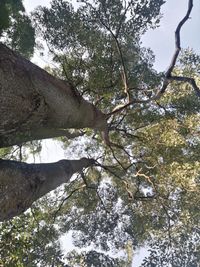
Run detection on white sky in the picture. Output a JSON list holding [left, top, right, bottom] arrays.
[[24, 0, 200, 71], [23, 0, 200, 266], [142, 0, 200, 71]]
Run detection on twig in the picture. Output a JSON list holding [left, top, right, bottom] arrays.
[[84, 1, 130, 101], [96, 190, 110, 213], [107, 0, 200, 117], [108, 145, 126, 170], [80, 170, 110, 213], [52, 184, 86, 223], [95, 161, 124, 181]]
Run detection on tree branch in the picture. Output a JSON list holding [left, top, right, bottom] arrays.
[[0, 157, 95, 221], [107, 0, 199, 118], [165, 0, 193, 79], [52, 183, 86, 223], [160, 0, 200, 95], [84, 1, 130, 101]]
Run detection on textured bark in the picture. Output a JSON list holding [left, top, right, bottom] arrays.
[[0, 157, 95, 221], [0, 43, 107, 148], [0, 43, 105, 221]]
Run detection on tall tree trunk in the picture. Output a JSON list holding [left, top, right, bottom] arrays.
[[0, 44, 105, 221], [0, 43, 107, 148], [0, 158, 95, 221]]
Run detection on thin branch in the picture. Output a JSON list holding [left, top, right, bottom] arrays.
[[115, 1, 132, 38], [80, 170, 110, 213], [109, 145, 127, 170], [168, 75, 200, 96], [109, 113, 127, 129], [106, 97, 152, 117], [111, 127, 141, 140], [96, 189, 110, 213], [52, 184, 86, 223], [133, 169, 155, 188], [95, 161, 135, 199], [18, 145, 23, 162], [100, 20, 130, 100], [95, 161, 124, 181], [107, 0, 200, 117], [85, 1, 130, 101]]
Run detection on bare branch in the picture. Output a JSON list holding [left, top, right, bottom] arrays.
[[165, 0, 193, 79], [107, 0, 199, 118], [168, 75, 200, 96], [161, 0, 200, 96]]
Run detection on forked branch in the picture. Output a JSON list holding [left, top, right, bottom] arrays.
[[108, 0, 200, 117]]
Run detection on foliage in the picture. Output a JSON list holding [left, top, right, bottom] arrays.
[[0, 0, 35, 58], [65, 249, 127, 267], [1, 0, 200, 266], [0, 204, 65, 266], [33, 0, 163, 107]]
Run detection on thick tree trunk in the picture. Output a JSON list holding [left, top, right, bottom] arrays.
[[0, 43, 107, 148], [0, 157, 95, 221], [0, 44, 105, 221]]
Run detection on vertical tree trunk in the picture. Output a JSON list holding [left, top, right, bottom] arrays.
[[0, 43, 107, 148]]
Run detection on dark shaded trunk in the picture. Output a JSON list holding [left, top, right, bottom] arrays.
[[0, 157, 95, 221]]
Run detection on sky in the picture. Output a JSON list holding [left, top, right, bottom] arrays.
[[23, 0, 200, 265], [22, 0, 200, 161], [24, 0, 200, 72], [142, 0, 200, 71]]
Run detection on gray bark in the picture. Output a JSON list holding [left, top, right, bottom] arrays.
[[0, 157, 95, 221], [0, 43, 107, 148], [0, 43, 104, 221]]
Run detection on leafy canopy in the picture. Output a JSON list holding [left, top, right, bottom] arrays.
[[0, 0, 35, 58], [1, 0, 200, 266]]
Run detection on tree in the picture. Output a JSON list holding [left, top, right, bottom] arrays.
[[0, 0, 199, 266]]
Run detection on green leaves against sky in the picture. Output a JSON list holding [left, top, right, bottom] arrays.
[[0, 0, 199, 266]]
